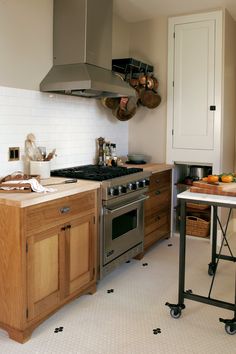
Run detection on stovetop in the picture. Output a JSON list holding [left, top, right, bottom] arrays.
[[51, 164, 143, 181]]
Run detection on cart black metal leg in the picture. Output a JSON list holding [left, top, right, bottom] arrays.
[[219, 267, 236, 335], [208, 205, 218, 276], [166, 199, 186, 318]]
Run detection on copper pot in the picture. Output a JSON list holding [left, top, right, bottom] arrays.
[[113, 96, 138, 121], [129, 77, 139, 88], [146, 75, 154, 89], [138, 73, 146, 86], [140, 89, 161, 109], [152, 76, 159, 92]]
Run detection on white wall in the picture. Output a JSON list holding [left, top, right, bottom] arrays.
[[0, 0, 53, 91], [0, 86, 128, 176], [112, 14, 130, 58], [128, 17, 168, 163], [0, 2, 131, 177]]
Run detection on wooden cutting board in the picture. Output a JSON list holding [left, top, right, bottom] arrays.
[[190, 181, 236, 196]]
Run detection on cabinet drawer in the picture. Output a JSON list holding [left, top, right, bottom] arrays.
[[144, 221, 170, 249], [25, 191, 95, 235], [145, 189, 171, 215], [145, 209, 170, 236], [149, 170, 171, 192]]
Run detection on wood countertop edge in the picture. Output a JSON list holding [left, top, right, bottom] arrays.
[[125, 163, 174, 173], [0, 179, 101, 208]]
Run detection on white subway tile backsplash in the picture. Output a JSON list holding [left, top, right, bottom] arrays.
[[0, 86, 128, 177]]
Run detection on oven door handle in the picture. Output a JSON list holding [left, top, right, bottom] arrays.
[[104, 195, 149, 214]]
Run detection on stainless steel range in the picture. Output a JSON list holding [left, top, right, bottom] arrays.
[[51, 165, 151, 278]]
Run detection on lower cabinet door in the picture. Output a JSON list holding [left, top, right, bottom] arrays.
[[26, 226, 62, 320], [64, 214, 95, 297]]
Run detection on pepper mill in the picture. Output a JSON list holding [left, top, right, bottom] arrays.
[[97, 137, 105, 165]]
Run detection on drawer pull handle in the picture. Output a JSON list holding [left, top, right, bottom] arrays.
[[155, 190, 161, 195], [60, 206, 70, 214], [67, 225, 71, 229]]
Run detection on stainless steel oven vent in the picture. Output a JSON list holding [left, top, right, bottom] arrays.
[[40, 0, 135, 98]]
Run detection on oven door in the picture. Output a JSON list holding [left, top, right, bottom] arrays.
[[102, 195, 148, 265]]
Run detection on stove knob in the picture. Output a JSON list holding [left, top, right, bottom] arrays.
[[131, 182, 137, 190], [135, 181, 140, 188], [127, 182, 133, 190], [109, 187, 114, 196], [144, 179, 150, 186], [120, 185, 127, 193], [113, 187, 119, 196], [139, 180, 144, 188]]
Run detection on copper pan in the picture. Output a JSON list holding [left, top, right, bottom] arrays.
[[138, 73, 146, 86], [102, 97, 120, 110], [113, 96, 138, 121], [152, 76, 159, 92], [146, 75, 154, 90], [140, 89, 161, 109]]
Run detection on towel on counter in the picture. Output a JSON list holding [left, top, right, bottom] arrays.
[[0, 178, 57, 193]]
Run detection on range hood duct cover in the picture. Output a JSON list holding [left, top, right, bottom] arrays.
[[40, 0, 135, 98]]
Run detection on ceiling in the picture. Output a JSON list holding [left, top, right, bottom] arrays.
[[113, 0, 236, 22]]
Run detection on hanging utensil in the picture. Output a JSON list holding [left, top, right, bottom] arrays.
[[140, 89, 161, 109]]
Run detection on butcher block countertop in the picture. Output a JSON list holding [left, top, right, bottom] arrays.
[[190, 180, 236, 197], [125, 163, 173, 174], [0, 177, 100, 208]]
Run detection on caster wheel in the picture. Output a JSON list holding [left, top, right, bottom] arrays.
[[170, 307, 181, 319], [225, 324, 236, 335], [208, 264, 216, 276]]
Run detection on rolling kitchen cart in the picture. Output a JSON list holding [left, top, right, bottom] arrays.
[[166, 190, 236, 335]]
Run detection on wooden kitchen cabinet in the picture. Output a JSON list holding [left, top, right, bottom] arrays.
[[144, 170, 171, 250], [166, 10, 236, 175], [0, 189, 97, 343]]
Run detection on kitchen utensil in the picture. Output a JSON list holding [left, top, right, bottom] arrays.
[[152, 76, 159, 92], [140, 89, 161, 108], [146, 75, 154, 89], [113, 96, 138, 121], [138, 73, 146, 86], [189, 165, 212, 179], [129, 77, 139, 88], [25, 133, 43, 161], [127, 154, 147, 162], [44, 179, 77, 186], [103, 97, 120, 110]]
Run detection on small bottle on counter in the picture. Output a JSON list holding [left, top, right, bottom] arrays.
[[111, 143, 117, 166], [97, 137, 105, 166], [104, 143, 111, 166]]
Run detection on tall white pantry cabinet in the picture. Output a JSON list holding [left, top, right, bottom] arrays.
[[166, 9, 236, 174]]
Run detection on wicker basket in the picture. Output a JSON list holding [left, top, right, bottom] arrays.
[[186, 202, 210, 210], [186, 216, 210, 237]]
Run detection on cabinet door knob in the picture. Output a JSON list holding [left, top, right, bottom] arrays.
[[67, 225, 71, 229], [155, 190, 161, 195], [156, 215, 161, 221], [60, 206, 70, 214], [61, 226, 66, 231], [156, 179, 160, 183]]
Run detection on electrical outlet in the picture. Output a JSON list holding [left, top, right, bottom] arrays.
[[9, 147, 20, 161]]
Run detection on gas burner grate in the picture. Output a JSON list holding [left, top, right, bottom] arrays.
[[51, 164, 143, 181]]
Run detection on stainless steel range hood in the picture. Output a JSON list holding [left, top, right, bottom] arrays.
[[40, 0, 135, 98]]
